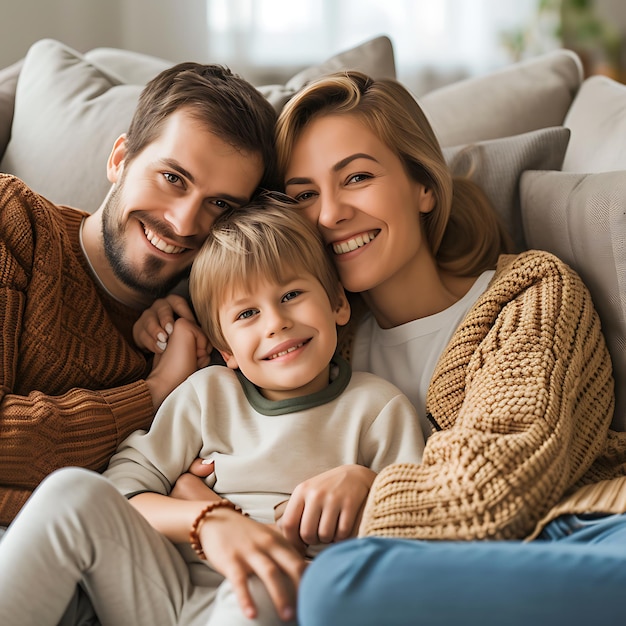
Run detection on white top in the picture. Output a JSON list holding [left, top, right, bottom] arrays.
[[105, 360, 424, 552], [352, 270, 494, 440]]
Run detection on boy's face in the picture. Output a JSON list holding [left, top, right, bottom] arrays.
[[218, 272, 350, 401]]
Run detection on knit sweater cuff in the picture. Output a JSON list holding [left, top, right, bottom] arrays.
[[99, 380, 155, 443]]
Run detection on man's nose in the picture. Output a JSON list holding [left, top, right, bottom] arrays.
[[164, 196, 205, 236]]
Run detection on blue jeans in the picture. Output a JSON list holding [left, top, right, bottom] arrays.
[[298, 514, 626, 625]]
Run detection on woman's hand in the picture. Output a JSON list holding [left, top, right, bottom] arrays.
[[200, 507, 306, 621], [278, 464, 376, 550], [134, 295, 211, 367], [145, 317, 210, 409]]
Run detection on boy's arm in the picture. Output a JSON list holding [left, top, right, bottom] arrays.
[[130, 491, 305, 621]]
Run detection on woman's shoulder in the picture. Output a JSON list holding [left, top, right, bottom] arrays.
[[494, 250, 585, 289]]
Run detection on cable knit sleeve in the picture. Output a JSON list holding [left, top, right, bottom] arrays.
[[359, 251, 615, 540], [0, 175, 154, 525]]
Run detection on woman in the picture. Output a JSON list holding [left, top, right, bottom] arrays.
[[273, 71, 626, 625]]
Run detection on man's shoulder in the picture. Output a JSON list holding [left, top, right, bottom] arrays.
[[0, 173, 87, 233]]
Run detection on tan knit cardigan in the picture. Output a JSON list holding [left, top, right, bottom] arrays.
[[358, 250, 626, 541], [0, 175, 154, 525]]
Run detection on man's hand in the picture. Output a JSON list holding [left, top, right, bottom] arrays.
[[200, 507, 306, 621], [278, 465, 376, 551], [145, 317, 209, 409], [134, 295, 211, 368]]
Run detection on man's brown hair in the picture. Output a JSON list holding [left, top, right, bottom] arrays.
[[125, 63, 279, 191]]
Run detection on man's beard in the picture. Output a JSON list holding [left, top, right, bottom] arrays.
[[101, 179, 191, 301]]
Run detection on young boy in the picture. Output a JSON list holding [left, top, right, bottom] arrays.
[[0, 194, 424, 626]]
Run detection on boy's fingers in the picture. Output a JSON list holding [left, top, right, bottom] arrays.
[[248, 552, 300, 622]]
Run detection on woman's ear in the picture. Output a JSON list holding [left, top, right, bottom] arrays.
[[334, 285, 351, 327], [417, 184, 435, 215], [107, 134, 127, 184]]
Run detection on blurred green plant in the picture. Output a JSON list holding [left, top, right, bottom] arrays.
[[501, 0, 622, 76]]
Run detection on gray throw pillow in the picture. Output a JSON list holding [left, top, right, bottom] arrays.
[[443, 127, 571, 252], [421, 49, 582, 148], [521, 169, 626, 431], [0, 59, 23, 162]]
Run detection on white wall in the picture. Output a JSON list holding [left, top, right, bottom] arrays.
[[0, 0, 210, 68], [0, 0, 123, 66]]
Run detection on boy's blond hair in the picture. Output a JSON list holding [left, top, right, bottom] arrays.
[[189, 192, 344, 352]]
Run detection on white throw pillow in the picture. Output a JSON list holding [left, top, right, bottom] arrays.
[[562, 75, 626, 173], [521, 169, 626, 431], [0, 36, 395, 213]]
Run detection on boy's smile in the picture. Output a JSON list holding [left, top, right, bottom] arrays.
[[218, 272, 350, 401]]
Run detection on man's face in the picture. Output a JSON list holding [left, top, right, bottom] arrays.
[[103, 108, 264, 300]]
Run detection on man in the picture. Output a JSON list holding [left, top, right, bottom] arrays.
[[0, 61, 278, 528]]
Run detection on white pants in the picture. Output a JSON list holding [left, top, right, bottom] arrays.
[[0, 467, 295, 626]]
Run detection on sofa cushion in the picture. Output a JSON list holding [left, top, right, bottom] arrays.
[[562, 75, 626, 173], [421, 49, 582, 148], [0, 59, 23, 162], [0, 36, 395, 213], [521, 169, 626, 431], [443, 126, 570, 252]]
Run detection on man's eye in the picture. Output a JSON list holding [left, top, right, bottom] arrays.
[[213, 199, 233, 210], [163, 172, 181, 185], [282, 290, 301, 302], [237, 309, 257, 320]]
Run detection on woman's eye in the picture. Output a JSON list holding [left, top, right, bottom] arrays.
[[237, 309, 257, 320], [347, 173, 371, 184], [282, 290, 301, 302], [294, 191, 316, 203]]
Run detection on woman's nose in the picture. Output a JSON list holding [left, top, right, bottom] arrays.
[[318, 192, 351, 228]]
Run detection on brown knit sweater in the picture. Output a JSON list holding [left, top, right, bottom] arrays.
[[358, 251, 626, 541], [0, 175, 155, 525]]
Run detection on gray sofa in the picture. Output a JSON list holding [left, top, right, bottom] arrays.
[[1, 35, 624, 432]]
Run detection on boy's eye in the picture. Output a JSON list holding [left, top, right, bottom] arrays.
[[237, 309, 257, 320], [282, 290, 301, 302]]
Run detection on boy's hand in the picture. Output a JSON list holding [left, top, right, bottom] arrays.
[[279, 465, 376, 548], [145, 317, 209, 409], [134, 295, 211, 367], [200, 508, 306, 622]]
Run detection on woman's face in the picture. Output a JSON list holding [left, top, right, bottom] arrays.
[[284, 114, 434, 295]]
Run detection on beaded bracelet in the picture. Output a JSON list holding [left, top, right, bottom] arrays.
[[189, 499, 246, 560]]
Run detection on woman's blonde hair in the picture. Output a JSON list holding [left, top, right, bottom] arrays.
[[276, 71, 512, 276], [189, 192, 345, 352]]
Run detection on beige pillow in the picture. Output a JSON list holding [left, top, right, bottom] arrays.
[[521, 169, 626, 431], [1, 36, 395, 213], [562, 75, 626, 173], [443, 127, 570, 252], [421, 49, 582, 148]]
